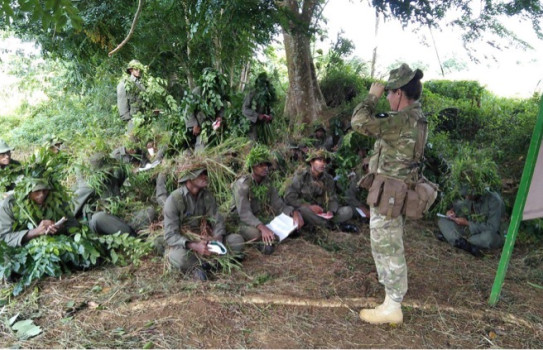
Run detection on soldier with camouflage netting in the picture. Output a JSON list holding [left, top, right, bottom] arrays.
[[0, 140, 23, 199], [231, 145, 304, 255], [242, 72, 276, 142], [163, 160, 244, 281], [117, 59, 146, 132], [0, 178, 79, 246], [284, 148, 355, 231], [351, 63, 426, 325]]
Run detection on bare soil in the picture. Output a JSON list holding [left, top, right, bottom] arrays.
[[1, 220, 542, 348]]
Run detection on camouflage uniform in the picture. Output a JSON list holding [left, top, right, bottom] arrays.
[[310, 124, 334, 151], [0, 188, 79, 247], [164, 183, 243, 272], [232, 174, 293, 241], [117, 60, 145, 132], [285, 167, 353, 227], [351, 66, 426, 303], [438, 191, 505, 249]]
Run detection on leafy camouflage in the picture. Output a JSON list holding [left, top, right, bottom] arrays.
[[305, 148, 332, 163], [245, 144, 273, 171], [126, 59, 145, 74]]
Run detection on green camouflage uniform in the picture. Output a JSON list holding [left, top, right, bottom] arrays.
[[0, 193, 79, 247], [163, 184, 243, 272], [284, 167, 353, 227], [438, 191, 505, 249], [117, 74, 144, 132], [232, 174, 293, 241], [351, 72, 426, 303]]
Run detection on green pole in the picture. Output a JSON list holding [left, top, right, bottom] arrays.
[[488, 96, 543, 306]]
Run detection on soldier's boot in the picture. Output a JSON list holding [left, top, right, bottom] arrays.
[[454, 237, 484, 258], [359, 294, 403, 325]]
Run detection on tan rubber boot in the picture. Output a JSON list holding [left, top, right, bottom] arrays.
[[359, 295, 403, 324]]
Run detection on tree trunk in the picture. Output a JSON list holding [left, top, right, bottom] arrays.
[[281, 0, 326, 126]]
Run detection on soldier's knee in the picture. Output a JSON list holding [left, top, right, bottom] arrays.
[[226, 234, 245, 254]]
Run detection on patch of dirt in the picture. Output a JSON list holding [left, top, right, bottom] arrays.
[[1, 220, 542, 348]]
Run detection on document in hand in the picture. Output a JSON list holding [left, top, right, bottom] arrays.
[[356, 208, 367, 218], [266, 213, 297, 242]]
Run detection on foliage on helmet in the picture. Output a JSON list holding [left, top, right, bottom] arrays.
[[245, 144, 273, 171]]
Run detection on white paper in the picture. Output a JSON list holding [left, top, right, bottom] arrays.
[[437, 213, 453, 220], [137, 160, 161, 172], [356, 207, 367, 218], [266, 213, 297, 242]]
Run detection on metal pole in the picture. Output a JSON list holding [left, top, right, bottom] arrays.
[[488, 96, 543, 306]]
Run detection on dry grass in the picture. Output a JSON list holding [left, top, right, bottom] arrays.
[[1, 220, 542, 348]]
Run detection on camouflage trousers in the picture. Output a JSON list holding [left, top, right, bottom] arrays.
[[369, 207, 408, 303]]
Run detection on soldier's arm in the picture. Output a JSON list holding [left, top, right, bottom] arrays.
[[233, 179, 263, 227], [163, 192, 189, 247], [468, 194, 504, 235], [284, 174, 305, 208], [345, 176, 364, 208], [325, 176, 339, 213], [117, 81, 131, 120], [270, 186, 294, 216], [351, 94, 382, 137], [0, 198, 30, 247], [205, 192, 226, 239], [242, 91, 259, 123]]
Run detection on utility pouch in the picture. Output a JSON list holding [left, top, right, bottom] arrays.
[[358, 173, 375, 190], [404, 176, 439, 220], [367, 175, 407, 219]]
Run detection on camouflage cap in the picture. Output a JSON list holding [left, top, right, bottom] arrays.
[[245, 144, 273, 171], [0, 139, 14, 153], [305, 148, 332, 163], [385, 63, 424, 90], [178, 163, 207, 183], [126, 59, 145, 74], [30, 178, 51, 192]]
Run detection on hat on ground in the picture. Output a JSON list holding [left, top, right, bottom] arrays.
[[385, 63, 424, 90]]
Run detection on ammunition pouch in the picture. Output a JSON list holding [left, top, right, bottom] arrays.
[[357, 173, 375, 190], [403, 176, 439, 220], [366, 175, 407, 219]]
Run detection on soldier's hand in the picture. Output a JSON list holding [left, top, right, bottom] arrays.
[[188, 241, 211, 256], [453, 217, 469, 226], [369, 82, 385, 99], [32, 220, 56, 236], [192, 125, 201, 136], [258, 224, 275, 246], [446, 209, 456, 218], [308, 205, 324, 215], [292, 210, 304, 230]]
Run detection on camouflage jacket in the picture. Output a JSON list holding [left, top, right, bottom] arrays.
[[285, 167, 339, 213], [163, 184, 225, 248], [232, 174, 293, 227], [117, 75, 144, 121], [453, 191, 505, 236], [0, 194, 79, 247], [351, 94, 426, 181]]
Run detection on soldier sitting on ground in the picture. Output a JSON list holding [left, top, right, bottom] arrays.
[[284, 148, 356, 233], [231, 145, 304, 255], [310, 123, 334, 152], [436, 181, 506, 257], [163, 161, 244, 281], [0, 178, 79, 247]]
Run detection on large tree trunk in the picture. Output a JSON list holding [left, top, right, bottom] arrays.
[[281, 0, 326, 126]]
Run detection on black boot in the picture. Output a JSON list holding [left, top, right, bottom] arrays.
[[454, 238, 484, 258], [433, 230, 447, 242], [338, 223, 359, 234]]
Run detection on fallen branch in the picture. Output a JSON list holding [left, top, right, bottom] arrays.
[[108, 0, 144, 57], [123, 293, 540, 330]]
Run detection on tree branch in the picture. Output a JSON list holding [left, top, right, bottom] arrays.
[[108, 0, 144, 57]]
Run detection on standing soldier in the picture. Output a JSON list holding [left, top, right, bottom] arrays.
[[163, 161, 244, 281], [242, 72, 276, 142], [117, 59, 146, 132], [351, 63, 425, 324], [232, 145, 304, 255], [284, 148, 355, 231]]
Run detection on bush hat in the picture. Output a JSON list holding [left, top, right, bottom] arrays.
[[178, 164, 207, 183], [126, 59, 145, 74], [0, 140, 14, 153], [385, 63, 424, 90], [245, 145, 273, 171], [305, 148, 332, 163], [31, 179, 51, 192]]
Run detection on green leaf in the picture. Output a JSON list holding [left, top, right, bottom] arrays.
[[110, 249, 118, 264], [12, 319, 42, 340], [143, 341, 154, 349]]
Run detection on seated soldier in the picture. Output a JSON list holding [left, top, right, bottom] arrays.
[[73, 153, 153, 236], [232, 145, 304, 255], [310, 123, 334, 151], [285, 148, 355, 232], [163, 162, 244, 281], [0, 140, 23, 199], [436, 184, 506, 257], [0, 179, 79, 247]]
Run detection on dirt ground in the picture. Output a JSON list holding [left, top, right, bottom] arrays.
[[1, 220, 542, 348]]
